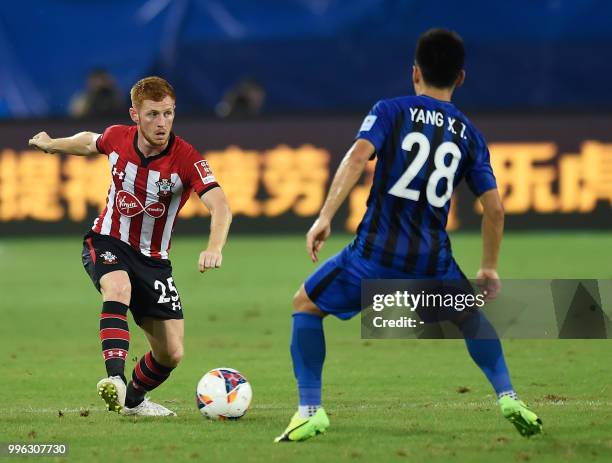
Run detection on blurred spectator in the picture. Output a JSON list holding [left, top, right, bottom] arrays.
[[69, 69, 125, 117], [215, 77, 266, 118]]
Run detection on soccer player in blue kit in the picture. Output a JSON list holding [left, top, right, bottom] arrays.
[[275, 28, 542, 442]]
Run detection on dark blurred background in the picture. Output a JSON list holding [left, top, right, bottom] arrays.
[[0, 0, 610, 235], [1, 0, 610, 118]]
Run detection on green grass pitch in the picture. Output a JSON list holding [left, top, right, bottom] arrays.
[[1, 232, 611, 462]]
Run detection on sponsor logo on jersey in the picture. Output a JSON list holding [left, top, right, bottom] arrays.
[[116, 192, 140, 217], [115, 190, 166, 219], [194, 159, 216, 184], [155, 178, 175, 198], [145, 203, 166, 217], [100, 251, 118, 264]]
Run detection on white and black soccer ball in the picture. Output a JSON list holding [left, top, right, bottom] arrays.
[[196, 367, 252, 420]]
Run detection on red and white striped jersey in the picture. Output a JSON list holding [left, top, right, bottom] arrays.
[[92, 124, 219, 259]]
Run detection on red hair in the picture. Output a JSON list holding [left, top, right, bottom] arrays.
[[130, 76, 175, 108]]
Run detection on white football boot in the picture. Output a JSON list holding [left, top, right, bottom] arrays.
[[122, 397, 177, 417], [96, 376, 126, 413]]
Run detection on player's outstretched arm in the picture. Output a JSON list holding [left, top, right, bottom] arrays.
[[28, 131, 101, 156], [306, 138, 373, 262], [477, 188, 504, 299], [198, 187, 232, 273]]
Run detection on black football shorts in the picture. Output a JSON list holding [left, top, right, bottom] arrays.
[[81, 231, 184, 325]]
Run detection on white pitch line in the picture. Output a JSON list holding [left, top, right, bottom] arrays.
[[2, 400, 610, 414]]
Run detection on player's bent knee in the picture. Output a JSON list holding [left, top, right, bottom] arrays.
[[291, 287, 310, 311], [292, 287, 325, 317], [100, 272, 131, 304], [103, 283, 131, 302]]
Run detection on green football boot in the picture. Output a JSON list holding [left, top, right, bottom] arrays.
[[499, 396, 543, 437], [274, 408, 330, 442], [96, 376, 125, 414]]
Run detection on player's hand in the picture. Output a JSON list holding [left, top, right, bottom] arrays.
[[28, 131, 53, 153], [306, 216, 331, 263], [476, 268, 501, 301], [199, 249, 222, 273]]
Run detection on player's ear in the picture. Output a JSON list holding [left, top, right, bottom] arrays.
[[129, 107, 139, 124], [412, 65, 420, 84], [455, 70, 466, 88]]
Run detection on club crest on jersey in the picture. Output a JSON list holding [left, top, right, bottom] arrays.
[[100, 251, 117, 265], [115, 190, 166, 219], [155, 178, 175, 198]]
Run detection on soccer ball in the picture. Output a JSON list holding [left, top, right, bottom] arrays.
[[196, 367, 252, 420]]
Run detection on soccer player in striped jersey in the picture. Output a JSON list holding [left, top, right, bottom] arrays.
[[28, 77, 232, 416], [276, 29, 542, 441]]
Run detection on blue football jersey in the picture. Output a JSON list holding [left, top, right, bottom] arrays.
[[354, 95, 496, 275]]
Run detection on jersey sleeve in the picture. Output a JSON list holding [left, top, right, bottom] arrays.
[[465, 132, 497, 196], [355, 100, 393, 155], [184, 147, 220, 196], [95, 125, 123, 156]]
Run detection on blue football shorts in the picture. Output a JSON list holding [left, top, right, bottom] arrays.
[[304, 242, 467, 320]]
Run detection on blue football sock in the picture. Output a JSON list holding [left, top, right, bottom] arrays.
[[291, 313, 325, 407], [457, 310, 514, 395]]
